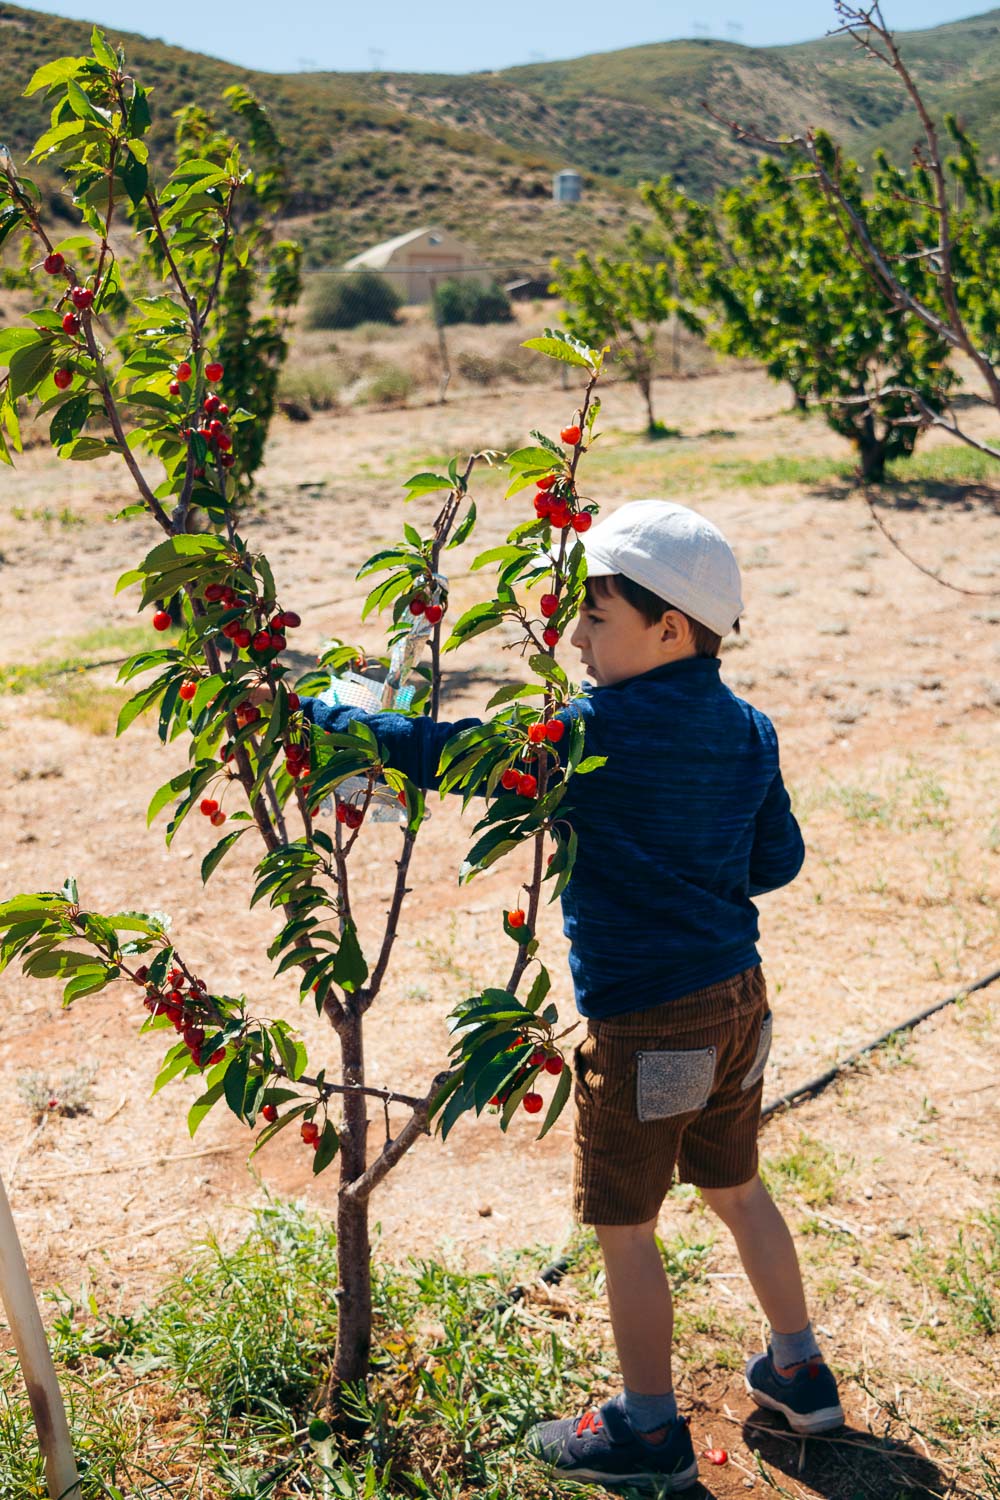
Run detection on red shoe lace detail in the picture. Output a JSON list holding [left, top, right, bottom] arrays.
[[806, 1359, 823, 1380], [576, 1410, 604, 1437]]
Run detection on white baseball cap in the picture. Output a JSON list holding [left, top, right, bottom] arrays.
[[581, 499, 743, 636]]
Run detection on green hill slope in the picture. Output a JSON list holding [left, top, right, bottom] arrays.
[[1, 4, 998, 267]]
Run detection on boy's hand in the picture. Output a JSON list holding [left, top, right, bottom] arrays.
[[247, 685, 275, 707]]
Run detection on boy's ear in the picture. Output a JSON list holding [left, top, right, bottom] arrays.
[[659, 609, 689, 644]]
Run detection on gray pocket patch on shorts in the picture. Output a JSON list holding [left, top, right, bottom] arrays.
[[636, 1047, 716, 1122], [740, 1011, 773, 1092]]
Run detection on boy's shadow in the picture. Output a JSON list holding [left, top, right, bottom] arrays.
[[610, 1413, 945, 1499]]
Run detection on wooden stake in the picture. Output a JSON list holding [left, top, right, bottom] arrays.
[[0, 1168, 81, 1500]]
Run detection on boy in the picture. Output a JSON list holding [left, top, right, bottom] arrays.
[[296, 499, 843, 1490]]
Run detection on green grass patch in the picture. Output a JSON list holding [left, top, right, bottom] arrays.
[[760, 1131, 845, 1207], [0, 624, 155, 697], [932, 1207, 1000, 1337], [1, 1201, 621, 1500]]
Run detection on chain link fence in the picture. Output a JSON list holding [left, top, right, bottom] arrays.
[[278, 263, 714, 416]]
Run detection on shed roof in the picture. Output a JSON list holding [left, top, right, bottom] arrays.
[[343, 226, 452, 271]]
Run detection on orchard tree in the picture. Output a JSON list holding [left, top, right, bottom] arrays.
[[706, 1, 1000, 499], [643, 152, 956, 482], [552, 226, 676, 432], [0, 30, 606, 1407]]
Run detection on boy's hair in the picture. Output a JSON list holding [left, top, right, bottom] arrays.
[[585, 573, 736, 658]]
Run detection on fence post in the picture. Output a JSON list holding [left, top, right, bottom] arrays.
[[428, 275, 451, 404], [0, 1168, 81, 1499]]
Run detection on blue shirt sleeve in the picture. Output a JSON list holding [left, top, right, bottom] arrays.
[[747, 768, 805, 897], [300, 696, 484, 792]]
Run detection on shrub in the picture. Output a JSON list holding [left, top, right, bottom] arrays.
[[304, 270, 402, 330], [433, 277, 514, 327], [359, 361, 414, 406]]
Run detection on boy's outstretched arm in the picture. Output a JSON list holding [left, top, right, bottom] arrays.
[[300, 697, 484, 792], [747, 768, 805, 897]]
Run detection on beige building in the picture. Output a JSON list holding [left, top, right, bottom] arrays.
[[343, 226, 476, 304]]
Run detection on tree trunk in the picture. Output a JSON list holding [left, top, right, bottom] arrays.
[[857, 411, 887, 484], [330, 1012, 372, 1392], [641, 373, 656, 432]]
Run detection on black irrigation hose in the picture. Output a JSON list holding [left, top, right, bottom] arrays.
[[761, 961, 1000, 1122]]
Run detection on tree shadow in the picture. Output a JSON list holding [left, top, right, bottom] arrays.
[[810, 476, 1000, 513], [738, 1411, 948, 1498]]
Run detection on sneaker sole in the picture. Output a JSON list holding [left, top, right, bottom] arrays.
[[745, 1380, 844, 1435], [544, 1459, 700, 1490]]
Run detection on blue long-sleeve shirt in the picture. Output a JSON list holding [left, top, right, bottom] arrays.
[[301, 655, 803, 1020]]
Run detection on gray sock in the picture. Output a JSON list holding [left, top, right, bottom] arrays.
[[770, 1322, 821, 1373], [622, 1387, 678, 1435]]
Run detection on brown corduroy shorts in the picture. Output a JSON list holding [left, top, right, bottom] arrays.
[[572, 965, 771, 1225]]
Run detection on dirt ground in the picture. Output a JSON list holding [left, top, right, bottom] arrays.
[[1, 362, 998, 1496]]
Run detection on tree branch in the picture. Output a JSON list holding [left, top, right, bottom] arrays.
[[339, 1072, 453, 1204]]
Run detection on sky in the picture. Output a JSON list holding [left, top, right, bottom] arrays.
[[16, 0, 981, 75]]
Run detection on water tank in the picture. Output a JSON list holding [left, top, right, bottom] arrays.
[[553, 170, 583, 203]]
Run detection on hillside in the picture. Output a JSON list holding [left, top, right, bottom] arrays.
[[1, 4, 999, 266]]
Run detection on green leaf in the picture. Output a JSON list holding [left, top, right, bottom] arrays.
[[223, 1051, 251, 1120], [332, 922, 368, 994], [62, 964, 114, 1004], [49, 393, 91, 448], [202, 828, 248, 884], [66, 78, 110, 125], [443, 602, 503, 652], [272, 1028, 308, 1082], [447, 501, 477, 549], [506, 446, 556, 470], [90, 26, 118, 68], [312, 1120, 340, 1174], [59, 437, 115, 461], [522, 335, 595, 370], [8, 340, 54, 399], [536, 1059, 572, 1139], [403, 472, 452, 496], [188, 1080, 225, 1137], [24, 56, 84, 97], [152, 1044, 192, 1095]]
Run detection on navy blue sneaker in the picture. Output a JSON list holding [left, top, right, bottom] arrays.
[[745, 1348, 844, 1434], [527, 1394, 699, 1490]]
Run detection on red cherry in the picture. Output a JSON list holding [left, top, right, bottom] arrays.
[[335, 802, 348, 824], [152, 611, 171, 631], [53, 368, 72, 390], [545, 719, 565, 743], [252, 631, 273, 653], [208, 1047, 226, 1064], [269, 615, 285, 632], [549, 507, 572, 530], [70, 286, 93, 311], [508, 909, 527, 929], [134, 965, 149, 983], [210, 810, 226, 827], [206, 361, 224, 382], [527, 723, 547, 745], [537, 473, 558, 491], [560, 424, 582, 445], [517, 774, 537, 798], [261, 1103, 278, 1123], [344, 805, 364, 830], [204, 583, 226, 602], [704, 1449, 728, 1465], [542, 627, 560, 649], [217, 402, 229, 417], [216, 431, 233, 452], [200, 798, 219, 816], [540, 593, 559, 618], [179, 680, 197, 701], [409, 595, 426, 616], [523, 1092, 543, 1114], [287, 692, 301, 712], [281, 611, 301, 629], [572, 512, 593, 533], [234, 628, 252, 649], [301, 1120, 319, 1143], [43, 252, 65, 275], [62, 312, 80, 335], [169, 380, 181, 396], [203, 394, 221, 415], [500, 768, 519, 791], [220, 453, 236, 469], [529, 1047, 546, 1066], [207, 418, 224, 438], [270, 633, 287, 652], [183, 1025, 205, 1047], [544, 1054, 564, 1075], [424, 604, 443, 625], [176, 361, 192, 382], [534, 494, 553, 518]]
